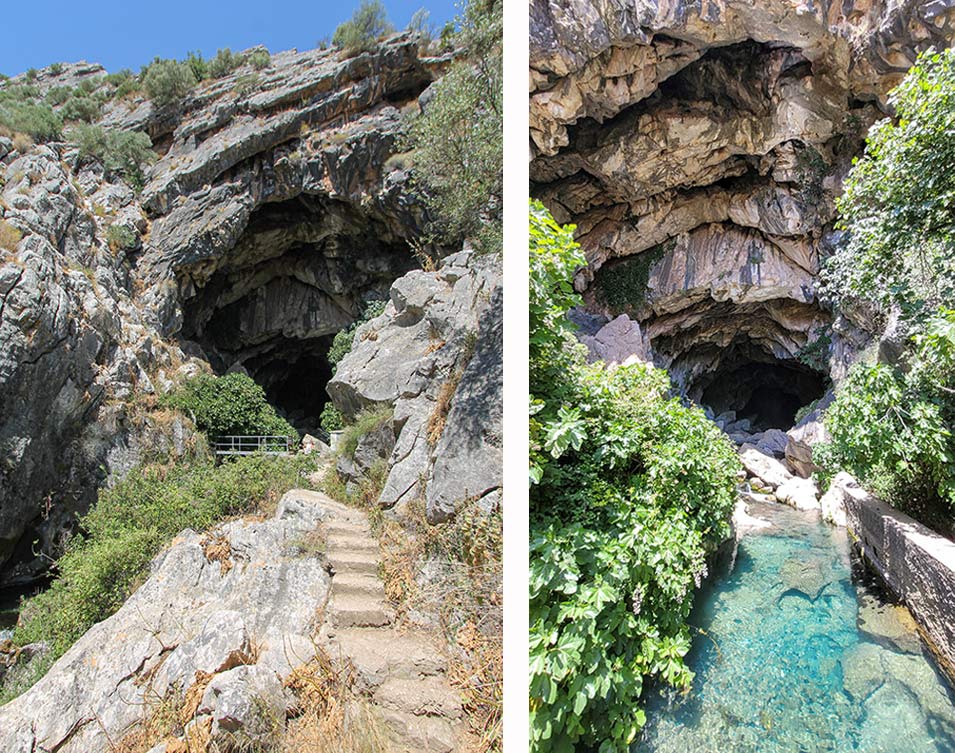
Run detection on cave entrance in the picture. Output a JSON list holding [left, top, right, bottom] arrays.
[[694, 360, 827, 433], [177, 194, 416, 436]]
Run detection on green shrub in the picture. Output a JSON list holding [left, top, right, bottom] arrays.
[[821, 47, 955, 323], [407, 8, 434, 46], [208, 48, 243, 78], [247, 49, 271, 70], [60, 94, 101, 123], [340, 407, 393, 459], [12, 454, 311, 663], [105, 223, 137, 251], [105, 69, 139, 99], [44, 85, 73, 106], [49, 63, 64, 76], [528, 202, 740, 752], [142, 58, 196, 107], [327, 299, 387, 374], [593, 241, 669, 312], [332, 0, 394, 54], [25, 68, 37, 82], [160, 371, 298, 440], [320, 402, 344, 433], [72, 123, 155, 189], [0, 93, 62, 141], [401, 0, 501, 254], [815, 309, 955, 533], [185, 50, 207, 82]]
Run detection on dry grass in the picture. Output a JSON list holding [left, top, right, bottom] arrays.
[[282, 648, 391, 753], [0, 219, 22, 252], [427, 372, 461, 447], [111, 686, 187, 753], [11, 132, 32, 153], [373, 496, 503, 752], [200, 534, 234, 575]]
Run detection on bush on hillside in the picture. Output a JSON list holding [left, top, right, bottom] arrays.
[[528, 201, 740, 752], [402, 0, 502, 254], [208, 48, 244, 78], [327, 299, 387, 374], [332, 0, 394, 55], [815, 308, 955, 533], [821, 47, 955, 325], [0, 94, 61, 141], [13, 454, 310, 658], [72, 123, 155, 189], [60, 94, 101, 123], [142, 58, 196, 107], [160, 371, 297, 440]]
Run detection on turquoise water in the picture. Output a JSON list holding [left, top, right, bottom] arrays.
[[639, 501, 955, 752]]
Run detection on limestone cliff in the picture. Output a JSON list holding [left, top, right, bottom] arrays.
[[530, 0, 955, 425], [0, 34, 501, 584]]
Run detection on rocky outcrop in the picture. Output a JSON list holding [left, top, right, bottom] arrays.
[[328, 250, 503, 522], [531, 0, 955, 423], [0, 491, 332, 752], [0, 35, 464, 579]]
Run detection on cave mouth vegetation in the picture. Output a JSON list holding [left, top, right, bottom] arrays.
[[175, 194, 418, 437], [691, 357, 828, 432]]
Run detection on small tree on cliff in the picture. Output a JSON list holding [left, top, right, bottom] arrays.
[[332, 0, 394, 55], [402, 0, 502, 255]]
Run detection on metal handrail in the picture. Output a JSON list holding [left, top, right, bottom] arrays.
[[212, 435, 295, 456]]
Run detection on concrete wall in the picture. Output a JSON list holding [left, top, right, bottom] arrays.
[[825, 473, 955, 678]]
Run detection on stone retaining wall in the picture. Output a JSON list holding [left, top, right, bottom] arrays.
[[826, 473, 955, 679]]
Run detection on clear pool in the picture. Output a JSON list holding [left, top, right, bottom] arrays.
[[639, 500, 955, 752]]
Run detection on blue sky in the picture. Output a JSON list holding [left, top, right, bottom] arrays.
[[0, 0, 459, 76]]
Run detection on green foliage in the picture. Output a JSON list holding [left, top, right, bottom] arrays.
[[332, 0, 394, 55], [797, 329, 832, 372], [821, 47, 955, 324], [340, 407, 393, 459], [185, 50, 208, 82], [44, 85, 72, 106], [160, 372, 298, 440], [0, 85, 61, 141], [401, 0, 501, 254], [208, 48, 243, 78], [594, 242, 668, 312], [528, 203, 741, 751], [815, 309, 955, 533], [105, 223, 137, 251], [49, 63, 64, 76], [248, 49, 271, 70], [71, 123, 155, 189], [407, 8, 434, 46], [12, 454, 310, 662], [60, 94, 101, 123], [320, 402, 344, 433], [25, 68, 37, 82], [327, 299, 387, 374], [142, 58, 197, 107], [105, 69, 139, 99]]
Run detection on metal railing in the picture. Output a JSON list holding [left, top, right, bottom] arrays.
[[212, 435, 295, 456]]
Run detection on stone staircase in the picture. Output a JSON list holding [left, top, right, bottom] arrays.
[[292, 490, 469, 752]]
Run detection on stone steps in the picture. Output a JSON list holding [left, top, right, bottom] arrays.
[[328, 551, 379, 575], [329, 593, 394, 628], [332, 572, 387, 598], [304, 489, 470, 752]]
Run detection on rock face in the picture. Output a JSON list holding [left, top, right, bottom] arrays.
[[0, 491, 332, 752], [530, 0, 955, 423], [0, 36, 484, 580], [328, 250, 503, 522]]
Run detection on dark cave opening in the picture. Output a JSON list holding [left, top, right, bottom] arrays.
[[177, 194, 416, 436], [695, 360, 827, 433]]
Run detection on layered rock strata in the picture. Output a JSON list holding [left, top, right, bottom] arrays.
[[530, 0, 955, 419]]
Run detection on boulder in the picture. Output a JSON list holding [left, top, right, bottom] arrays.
[[775, 476, 821, 511], [819, 472, 854, 527], [0, 491, 332, 752], [200, 664, 285, 743], [738, 445, 794, 490], [578, 314, 651, 365]]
